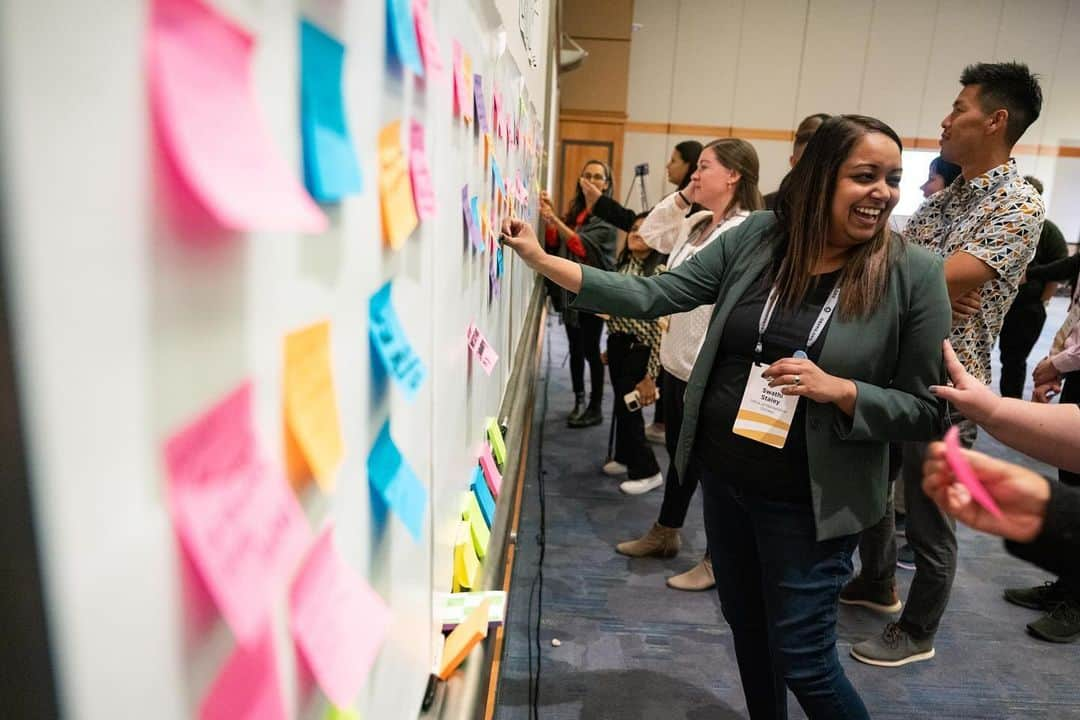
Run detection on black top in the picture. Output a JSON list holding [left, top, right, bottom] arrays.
[[1006, 480, 1080, 583], [1027, 250, 1080, 292], [591, 194, 638, 233], [1012, 219, 1068, 307], [696, 268, 841, 504], [763, 191, 778, 211]]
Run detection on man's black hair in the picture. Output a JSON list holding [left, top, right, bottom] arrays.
[[960, 62, 1042, 146]]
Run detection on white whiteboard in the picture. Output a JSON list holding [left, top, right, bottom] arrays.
[[0, 0, 552, 717]]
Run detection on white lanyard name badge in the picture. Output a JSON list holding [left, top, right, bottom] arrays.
[[732, 284, 841, 449]]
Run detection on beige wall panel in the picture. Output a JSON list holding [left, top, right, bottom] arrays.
[[796, 0, 873, 120], [753, 139, 796, 196], [857, 0, 937, 138], [669, 0, 744, 127], [993, 0, 1069, 146], [620, 131, 679, 210], [731, 0, 807, 130], [626, 0, 679, 123], [1048, 154, 1080, 244], [916, 0, 1003, 138], [559, 38, 632, 113], [564, 0, 634, 40], [1040, 0, 1080, 146]]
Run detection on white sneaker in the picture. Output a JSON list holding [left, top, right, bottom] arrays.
[[602, 460, 628, 476], [644, 423, 666, 445], [620, 472, 663, 495]]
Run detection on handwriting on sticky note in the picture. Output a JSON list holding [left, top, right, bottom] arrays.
[[437, 598, 491, 679], [466, 323, 499, 376], [367, 420, 428, 542], [479, 445, 502, 498], [166, 382, 311, 645], [300, 19, 362, 203], [944, 425, 1004, 519], [408, 120, 436, 220], [148, 0, 326, 233], [471, 467, 496, 527], [386, 0, 424, 76], [411, 0, 443, 80], [284, 321, 344, 491], [290, 524, 391, 708], [199, 625, 287, 720], [378, 121, 419, 249], [369, 281, 427, 399], [486, 418, 507, 467]]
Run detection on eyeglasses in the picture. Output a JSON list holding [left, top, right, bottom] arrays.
[[580, 173, 607, 182]]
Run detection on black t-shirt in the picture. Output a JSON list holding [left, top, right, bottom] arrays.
[[1013, 219, 1068, 308], [696, 268, 842, 504]]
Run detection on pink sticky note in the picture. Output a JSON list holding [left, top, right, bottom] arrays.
[[199, 626, 287, 720], [290, 523, 392, 707], [165, 382, 311, 645], [412, 0, 444, 81], [479, 444, 502, 498], [943, 425, 1004, 519], [409, 120, 437, 220], [148, 0, 327, 233], [466, 322, 499, 375]]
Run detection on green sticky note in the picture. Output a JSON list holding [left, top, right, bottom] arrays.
[[486, 418, 507, 467], [325, 706, 361, 720], [468, 495, 490, 560]]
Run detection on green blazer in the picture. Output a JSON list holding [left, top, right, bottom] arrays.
[[572, 212, 951, 540]]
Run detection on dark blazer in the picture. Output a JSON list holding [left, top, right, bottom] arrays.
[[571, 211, 950, 540]]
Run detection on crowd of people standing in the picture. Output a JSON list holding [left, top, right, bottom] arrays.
[[508, 60, 1077, 719]]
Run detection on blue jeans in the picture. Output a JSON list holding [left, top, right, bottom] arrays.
[[701, 470, 869, 720]]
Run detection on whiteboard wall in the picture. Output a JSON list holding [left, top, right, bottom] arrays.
[[0, 0, 552, 717]]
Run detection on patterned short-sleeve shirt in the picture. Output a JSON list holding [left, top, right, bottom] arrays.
[[607, 255, 666, 378], [904, 159, 1044, 384]]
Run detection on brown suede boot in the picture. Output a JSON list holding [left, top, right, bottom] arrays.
[[615, 522, 681, 558], [666, 553, 715, 591]]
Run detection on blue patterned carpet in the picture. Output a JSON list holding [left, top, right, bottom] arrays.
[[495, 298, 1080, 720]]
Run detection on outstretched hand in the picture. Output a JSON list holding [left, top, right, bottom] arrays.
[[922, 442, 1049, 542], [929, 339, 1000, 424], [499, 218, 545, 266]]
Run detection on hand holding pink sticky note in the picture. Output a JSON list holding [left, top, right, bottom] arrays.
[[943, 425, 1004, 519]]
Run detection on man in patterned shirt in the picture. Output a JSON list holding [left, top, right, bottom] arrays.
[[847, 62, 1045, 667]]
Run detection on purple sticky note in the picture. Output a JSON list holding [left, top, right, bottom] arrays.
[[473, 74, 488, 133]]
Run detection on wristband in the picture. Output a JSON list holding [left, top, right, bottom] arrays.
[[677, 191, 690, 206]]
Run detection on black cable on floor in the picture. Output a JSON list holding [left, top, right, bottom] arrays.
[[527, 318, 552, 720]]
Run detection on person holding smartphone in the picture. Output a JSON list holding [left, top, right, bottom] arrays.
[[602, 213, 667, 494]]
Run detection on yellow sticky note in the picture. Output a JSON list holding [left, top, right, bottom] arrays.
[[480, 201, 490, 244], [486, 418, 507, 467], [378, 121, 418, 249], [467, 495, 489, 560], [437, 599, 491, 680], [483, 132, 493, 170], [453, 520, 480, 591], [284, 320, 344, 492]]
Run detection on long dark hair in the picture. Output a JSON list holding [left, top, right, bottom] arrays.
[[617, 211, 665, 276], [565, 159, 612, 223], [673, 140, 703, 191], [773, 114, 903, 320]]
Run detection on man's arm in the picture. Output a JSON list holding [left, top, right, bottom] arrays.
[[943, 251, 998, 300]]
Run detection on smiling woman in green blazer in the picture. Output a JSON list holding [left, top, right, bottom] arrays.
[[502, 116, 951, 719]]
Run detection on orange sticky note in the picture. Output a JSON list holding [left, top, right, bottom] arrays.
[[437, 598, 491, 680], [284, 321, 344, 491], [378, 121, 419, 249]]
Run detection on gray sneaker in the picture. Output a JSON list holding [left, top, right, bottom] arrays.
[[850, 622, 935, 667]]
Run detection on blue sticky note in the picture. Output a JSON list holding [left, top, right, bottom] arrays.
[[491, 158, 506, 196], [471, 467, 495, 528], [300, 19, 362, 203], [473, 74, 488, 133], [368, 420, 427, 542], [496, 246, 504, 277], [386, 0, 424, 76], [469, 195, 484, 251], [369, 281, 427, 400]]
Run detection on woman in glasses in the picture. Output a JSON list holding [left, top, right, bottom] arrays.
[[540, 160, 618, 427]]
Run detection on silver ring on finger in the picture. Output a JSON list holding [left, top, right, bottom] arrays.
[[793, 374, 801, 386]]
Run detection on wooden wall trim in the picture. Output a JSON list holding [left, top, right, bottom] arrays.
[[560, 109, 628, 123], [626, 122, 1080, 157]]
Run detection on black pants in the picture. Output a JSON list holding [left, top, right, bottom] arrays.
[[1061, 372, 1080, 487], [607, 333, 660, 479], [998, 301, 1047, 398], [565, 312, 605, 399], [657, 370, 700, 528]]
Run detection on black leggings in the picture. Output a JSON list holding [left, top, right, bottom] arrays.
[[607, 333, 660, 479], [657, 370, 700, 528], [566, 312, 605, 399]]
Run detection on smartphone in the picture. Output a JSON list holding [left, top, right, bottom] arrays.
[[624, 390, 641, 412]]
